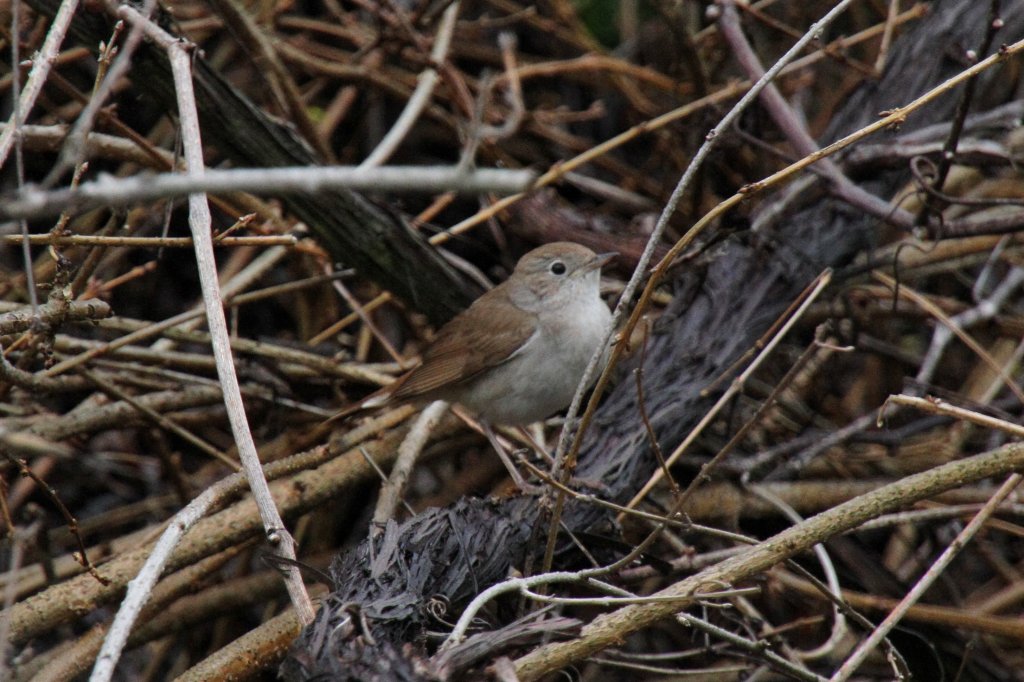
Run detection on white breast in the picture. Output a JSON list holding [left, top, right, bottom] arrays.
[[455, 288, 611, 425]]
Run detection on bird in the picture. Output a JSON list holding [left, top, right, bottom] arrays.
[[336, 241, 615, 490]]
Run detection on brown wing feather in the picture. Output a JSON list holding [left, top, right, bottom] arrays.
[[391, 284, 537, 400]]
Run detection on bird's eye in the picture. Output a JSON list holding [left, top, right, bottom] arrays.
[[550, 261, 567, 275]]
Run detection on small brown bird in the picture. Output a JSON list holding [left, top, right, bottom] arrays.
[[339, 242, 614, 488]]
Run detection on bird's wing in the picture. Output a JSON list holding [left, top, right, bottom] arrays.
[[390, 291, 537, 400]]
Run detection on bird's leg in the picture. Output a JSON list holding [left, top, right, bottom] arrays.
[[514, 425, 554, 466], [482, 422, 543, 495]]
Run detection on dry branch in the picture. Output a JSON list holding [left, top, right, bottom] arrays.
[[283, 1, 1024, 679], [6, 0, 1024, 679], [3, 418, 435, 647], [22, 0, 478, 326]]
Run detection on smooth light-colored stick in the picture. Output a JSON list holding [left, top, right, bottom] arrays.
[[1, 166, 536, 220], [89, 10, 313, 682]]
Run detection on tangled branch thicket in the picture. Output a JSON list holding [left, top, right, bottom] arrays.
[[4, 0, 1024, 680]]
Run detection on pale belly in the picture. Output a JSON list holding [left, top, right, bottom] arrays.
[[447, 302, 611, 425]]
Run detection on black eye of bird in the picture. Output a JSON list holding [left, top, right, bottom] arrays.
[[550, 261, 567, 275]]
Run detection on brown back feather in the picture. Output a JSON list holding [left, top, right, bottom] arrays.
[[391, 282, 537, 400]]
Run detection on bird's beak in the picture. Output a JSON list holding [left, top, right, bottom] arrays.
[[588, 252, 617, 270]]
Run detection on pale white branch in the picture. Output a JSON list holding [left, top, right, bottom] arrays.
[[1, 165, 536, 221], [0, 0, 80, 168], [89, 8, 314, 681]]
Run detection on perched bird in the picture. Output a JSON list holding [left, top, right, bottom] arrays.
[[338, 242, 614, 489]]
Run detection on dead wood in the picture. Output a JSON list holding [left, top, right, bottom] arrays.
[[6, 0, 1024, 679], [281, 1, 1024, 679], [23, 0, 477, 327]]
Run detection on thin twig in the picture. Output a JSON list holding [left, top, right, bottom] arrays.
[[0, 448, 107, 585], [673, 608, 827, 682], [441, 571, 744, 650], [80, 369, 240, 471], [874, 269, 1024, 403], [571, 272, 833, 583], [359, 2, 460, 168], [0, 234, 296, 247], [627, 270, 833, 510], [371, 400, 449, 534], [914, 266, 1024, 390], [916, 0, 1004, 229], [41, 0, 160, 187], [89, 479, 226, 682], [829, 472, 1023, 681], [873, 0, 902, 73], [719, 0, 914, 230], [747, 485, 847, 662], [633, 318, 677, 497], [882, 394, 1024, 438], [433, 2, 930, 247], [9, 0, 37, 314], [149, 245, 292, 350], [539, 0, 860, 578], [0, 298, 111, 336], [515, 441, 1024, 680], [0, 0, 81, 168]]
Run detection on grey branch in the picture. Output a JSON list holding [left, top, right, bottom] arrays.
[[0, 298, 112, 336], [0, 166, 537, 221]]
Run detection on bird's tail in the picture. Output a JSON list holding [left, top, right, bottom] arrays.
[[322, 384, 394, 425]]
